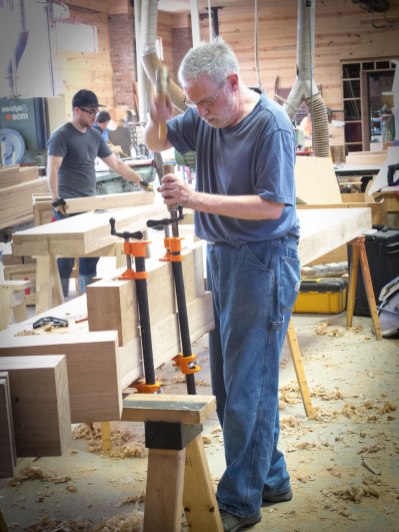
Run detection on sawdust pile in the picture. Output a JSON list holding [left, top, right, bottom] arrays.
[[24, 512, 145, 532], [25, 517, 93, 531], [314, 321, 345, 337], [333, 484, 380, 503], [72, 424, 146, 458], [10, 466, 71, 487]]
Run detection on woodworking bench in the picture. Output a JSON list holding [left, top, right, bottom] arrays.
[[7, 206, 376, 420], [11, 201, 167, 314], [0, 279, 32, 330]]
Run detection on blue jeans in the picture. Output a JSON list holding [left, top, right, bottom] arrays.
[[53, 209, 99, 296], [206, 236, 300, 518]]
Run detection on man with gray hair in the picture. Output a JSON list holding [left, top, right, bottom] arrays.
[[145, 38, 300, 531]]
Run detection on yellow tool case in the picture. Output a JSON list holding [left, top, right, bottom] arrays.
[[293, 278, 348, 314]]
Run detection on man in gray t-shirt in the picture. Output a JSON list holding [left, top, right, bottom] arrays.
[[47, 89, 150, 296]]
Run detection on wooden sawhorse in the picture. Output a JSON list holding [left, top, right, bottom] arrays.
[[346, 236, 382, 340], [285, 235, 384, 421], [286, 319, 314, 418], [122, 394, 223, 532]]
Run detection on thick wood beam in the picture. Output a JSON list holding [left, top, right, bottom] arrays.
[[0, 356, 71, 457], [0, 331, 121, 423]]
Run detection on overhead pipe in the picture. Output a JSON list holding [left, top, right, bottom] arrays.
[[190, 0, 201, 47], [134, 0, 150, 125], [6, 0, 29, 96], [283, 0, 330, 157]]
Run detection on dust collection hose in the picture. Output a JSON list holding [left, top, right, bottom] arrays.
[[283, 0, 330, 157], [140, 0, 187, 114], [306, 94, 330, 157]]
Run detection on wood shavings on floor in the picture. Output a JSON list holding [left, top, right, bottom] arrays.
[[72, 423, 146, 458], [11, 466, 71, 487]]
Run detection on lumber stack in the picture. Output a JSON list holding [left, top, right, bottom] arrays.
[[0, 165, 49, 229]]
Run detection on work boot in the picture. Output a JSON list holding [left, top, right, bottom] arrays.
[[219, 509, 261, 531], [262, 488, 293, 505]]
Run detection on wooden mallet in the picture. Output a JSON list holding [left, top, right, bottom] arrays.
[[155, 65, 170, 142]]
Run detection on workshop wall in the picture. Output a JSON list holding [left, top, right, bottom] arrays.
[[46, 0, 399, 122], [108, 14, 136, 109], [60, 4, 113, 120], [215, 0, 399, 111]]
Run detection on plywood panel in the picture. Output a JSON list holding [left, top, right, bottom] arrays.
[[295, 157, 342, 204], [0, 356, 71, 457]]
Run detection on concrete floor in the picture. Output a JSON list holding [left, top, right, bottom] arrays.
[[0, 309, 398, 531]]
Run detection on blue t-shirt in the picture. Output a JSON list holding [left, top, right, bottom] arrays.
[[47, 122, 112, 198], [167, 92, 300, 245], [92, 123, 109, 141]]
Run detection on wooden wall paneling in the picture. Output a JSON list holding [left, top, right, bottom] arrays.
[[60, 9, 114, 116], [0, 372, 17, 478], [0, 356, 71, 457], [214, 0, 399, 113], [0, 331, 121, 423]]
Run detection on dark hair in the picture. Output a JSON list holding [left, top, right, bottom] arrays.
[[72, 89, 104, 108], [96, 111, 111, 123]]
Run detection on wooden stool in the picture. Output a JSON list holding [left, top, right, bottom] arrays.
[[122, 394, 223, 532], [346, 236, 382, 340], [0, 280, 32, 330]]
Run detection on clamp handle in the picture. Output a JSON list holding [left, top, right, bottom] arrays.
[[146, 205, 184, 229], [109, 217, 143, 241]]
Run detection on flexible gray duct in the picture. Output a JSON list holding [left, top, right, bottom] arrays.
[[283, 0, 330, 157], [6, 0, 29, 95], [140, 0, 187, 114]]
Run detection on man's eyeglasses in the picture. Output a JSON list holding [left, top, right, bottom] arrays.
[[184, 80, 226, 109], [79, 107, 98, 117]]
